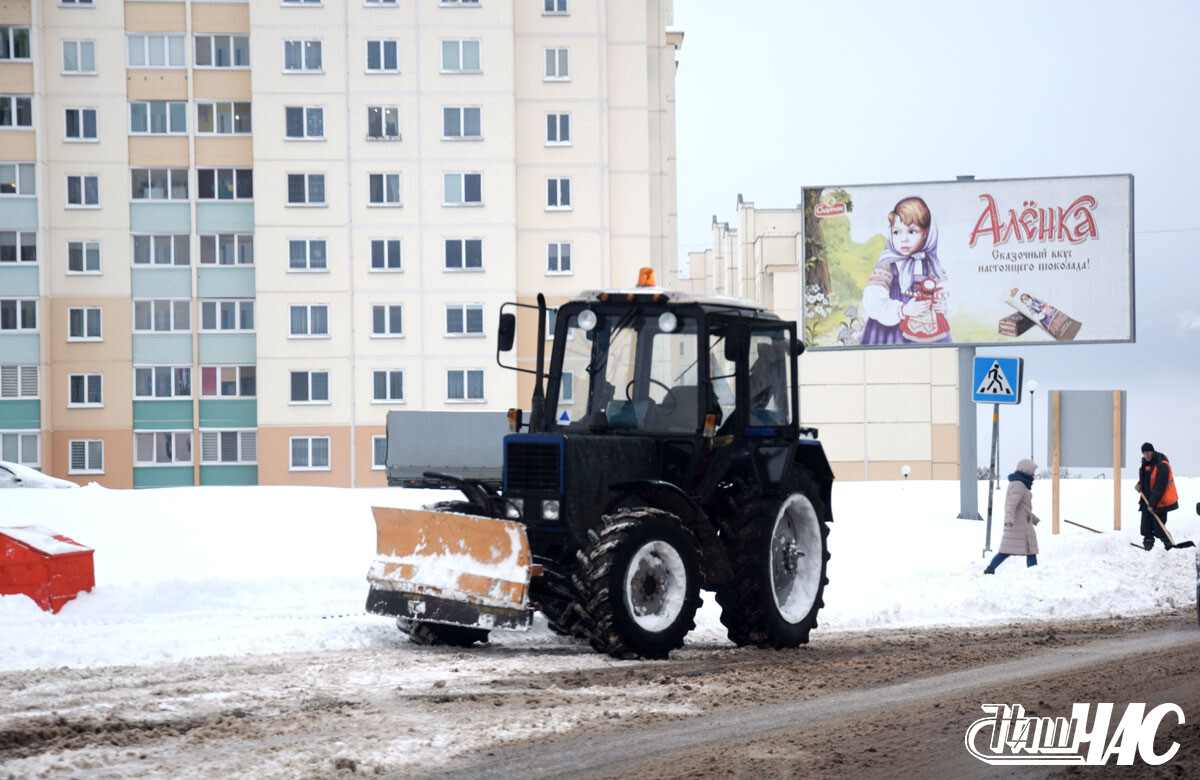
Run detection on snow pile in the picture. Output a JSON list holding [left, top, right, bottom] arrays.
[[0, 460, 78, 489], [0, 478, 1195, 671]]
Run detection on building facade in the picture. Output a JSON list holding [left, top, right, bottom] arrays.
[[0, 0, 680, 488], [676, 196, 960, 481]]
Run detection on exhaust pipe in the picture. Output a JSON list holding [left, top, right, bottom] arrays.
[[529, 293, 547, 432]]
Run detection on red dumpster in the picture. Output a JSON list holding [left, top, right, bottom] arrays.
[[0, 526, 95, 613]]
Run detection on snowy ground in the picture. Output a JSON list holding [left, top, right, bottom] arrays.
[[1, 478, 1197, 672]]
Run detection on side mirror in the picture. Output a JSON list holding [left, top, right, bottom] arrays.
[[723, 326, 745, 362], [497, 312, 516, 352]]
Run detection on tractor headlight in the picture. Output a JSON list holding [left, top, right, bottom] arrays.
[[505, 498, 524, 519], [542, 500, 560, 520], [577, 309, 598, 331]]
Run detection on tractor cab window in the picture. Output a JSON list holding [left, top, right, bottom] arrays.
[[748, 329, 792, 426], [556, 309, 700, 433], [708, 327, 738, 428]]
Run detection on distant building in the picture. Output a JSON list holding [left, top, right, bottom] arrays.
[[0, 0, 681, 487], [675, 196, 960, 481]]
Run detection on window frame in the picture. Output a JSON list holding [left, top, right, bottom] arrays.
[[196, 167, 254, 202], [63, 107, 98, 142], [369, 238, 402, 272], [67, 372, 104, 408], [446, 368, 486, 403], [66, 239, 100, 274], [133, 365, 192, 400], [544, 46, 570, 81], [546, 112, 570, 146], [365, 39, 399, 73], [546, 241, 572, 275], [289, 435, 331, 471], [371, 369, 405, 404], [288, 304, 330, 339], [67, 306, 103, 341], [287, 173, 326, 206], [367, 172, 402, 206], [129, 100, 188, 136], [131, 234, 191, 267], [440, 39, 481, 74], [546, 177, 572, 210], [193, 34, 250, 69], [0, 26, 33, 63], [195, 100, 252, 136], [133, 430, 193, 467], [61, 40, 97, 74], [0, 94, 34, 129], [288, 238, 329, 272], [65, 174, 100, 208], [199, 428, 258, 465], [289, 371, 330, 405], [199, 365, 257, 399], [284, 105, 324, 140], [371, 434, 388, 469], [199, 299, 255, 333], [442, 105, 482, 141], [0, 230, 37, 265], [443, 238, 483, 272], [132, 298, 191, 334], [0, 162, 36, 196], [445, 303, 484, 338], [0, 430, 40, 467], [543, 0, 568, 14], [366, 105, 401, 141], [126, 33, 186, 69], [0, 298, 38, 332], [199, 233, 254, 266], [283, 39, 323, 72], [68, 439, 104, 475], [0, 365, 40, 400], [370, 304, 404, 338], [130, 167, 189, 202], [442, 172, 482, 207]]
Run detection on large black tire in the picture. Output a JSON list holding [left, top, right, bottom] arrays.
[[397, 617, 490, 647], [714, 469, 831, 648], [535, 561, 589, 639], [573, 508, 702, 660]]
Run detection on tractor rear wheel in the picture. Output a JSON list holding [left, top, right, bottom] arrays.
[[715, 470, 830, 648], [574, 508, 701, 659], [397, 617, 490, 647]]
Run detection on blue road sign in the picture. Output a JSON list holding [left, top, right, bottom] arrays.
[[972, 356, 1023, 404]]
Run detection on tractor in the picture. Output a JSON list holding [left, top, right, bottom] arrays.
[[366, 271, 834, 659]]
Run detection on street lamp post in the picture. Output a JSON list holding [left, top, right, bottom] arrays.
[[1027, 379, 1039, 461]]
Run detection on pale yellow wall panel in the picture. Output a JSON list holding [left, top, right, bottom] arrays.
[[816, 423, 866, 461], [931, 384, 958, 424], [932, 463, 960, 480], [932, 423, 958, 463], [609, 173, 652, 239], [0, 62, 33, 93], [830, 461, 867, 482], [864, 349, 932, 384], [0, 1, 31, 24], [931, 347, 958, 385], [865, 384, 931, 423], [48, 429, 133, 488], [50, 297, 133, 364], [771, 268, 799, 314], [867, 422, 932, 461], [49, 365, 134, 429], [124, 1, 186, 32], [800, 349, 864, 384], [800, 384, 864, 424], [758, 234, 798, 266], [257, 426, 351, 487], [867, 460, 932, 481], [1, 130, 35, 160], [126, 70, 189, 100], [128, 135, 189, 166], [193, 3, 249, 33], [194, 69, 251, 100], [194, 136, 253, 166]]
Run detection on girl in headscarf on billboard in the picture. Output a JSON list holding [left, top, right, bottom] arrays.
[[860, 196, 952, 345]]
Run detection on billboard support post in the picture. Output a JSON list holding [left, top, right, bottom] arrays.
[[957, 346, 981, 521], [1052, 390, 1062, 535], [983, 403, 1000, 557], [1113, 390, 1122, 531]]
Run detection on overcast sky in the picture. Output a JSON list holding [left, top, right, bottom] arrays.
[[674, 0, 1200, 478]]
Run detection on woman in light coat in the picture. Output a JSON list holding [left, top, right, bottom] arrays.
[[984, 458, 1040, 573]]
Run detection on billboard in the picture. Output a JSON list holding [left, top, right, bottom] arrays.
[[800, 175, 1133, 348]]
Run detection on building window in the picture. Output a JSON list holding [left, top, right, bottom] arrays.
[[283, 40, 322, 72], [61, 0, 95, 5], [546, 177, 571, 210], [282, 0, 322, 4], [199, 234, 254, 265], [442, 106, 481, 140], [287, 173, 325, 205], [285, 106, 323, 139], [289, 304, 329, 337], [200, 366, 256, 398], [194, 34, 249, 68], [372, 435, 387, 469], [546, 113, 570, 145], [196, 101, 251, 135], [370, 239, 402, 271], [1, 163, 35, 196], [547, 242, 572, 274], [447, 369, 484, 402], [68, 373, 103, 407], [289, 436, 330, 470], [134, 431, 192, 466], [288, 239, 327, 271], [544, 0, 568, 13], [443, 172, 481, 206], [0, 231, 36, 264], [133, 299, 190, 333], [441, 40, 480, 73], [368, 173, 401, 205], [127, 34, 185, 68], [444, 238, 482, 271], [134, 366, 191, 399], [67, 240, 100, 273], [372, 370, 404, 403], [67, 307, 102, 340], [198, 168, 253, 201], [544, 47, 569, 80], [290, 371, 329, 404], [130, 101, 186, 134], [1, 431, 39, 467], [365, 0, 398, 5], [0, 95, 33, 128], [66, 174, 100, 207], [131, 168, 188, 201], [0, 27, 32, 62], [62, 40, 96, 73], [0, 365, 39, 399], [132, 234, 190, 266], [64, 108, 97, 141], [367, 106, 400, 140], [371, 304, 403, 337], [200, 430, 257, 464], [366, 40, 398, 72], [200, 299, 254, 332], [446, 304, 483, 337], [68, 439, 103, 474], [0, 299, 37, 331], [441, 0, 480, 5]]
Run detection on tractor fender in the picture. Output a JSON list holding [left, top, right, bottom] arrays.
[[604, 479, 734, 586]]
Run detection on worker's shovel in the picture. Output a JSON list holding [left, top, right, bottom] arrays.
[[1135, 485, 1196, 549]]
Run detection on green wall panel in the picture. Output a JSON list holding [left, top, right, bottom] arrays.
[[130, 203, 191, 234], [0, 266, 38, 296], [198, 399, 256, 428], [196, 203, 254, 233], [132, 334, 193, 364], [0, 400, 40, 428], [0, 199, 38, 229], [199, 465, 257, 486], [0, 334, 40, 363], [131, 268, 191, 299], [198, 333, 255, 364], [197, 266, 255, 298], [132, 400, 193, 429], [133, 466, 194, 489]]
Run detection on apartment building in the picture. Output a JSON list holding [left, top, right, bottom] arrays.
[[0, 0, 681, 488], [678, 197, 961, 482]]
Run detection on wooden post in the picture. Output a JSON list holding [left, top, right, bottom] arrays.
[[1113, 390, 1122, 531], [1052, 390, 1061, 535]]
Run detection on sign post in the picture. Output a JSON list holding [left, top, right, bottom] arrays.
[[972, 356, 1024, 558]]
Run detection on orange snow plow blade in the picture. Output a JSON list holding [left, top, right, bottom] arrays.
[[365, 506, 535, 631]]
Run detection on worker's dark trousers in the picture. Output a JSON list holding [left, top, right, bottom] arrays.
[[1141, 508, 1173, 548]]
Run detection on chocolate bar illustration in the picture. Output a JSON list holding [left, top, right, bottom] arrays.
[[998, 312, 1035, 337], [1005, 288, 1082, 341]]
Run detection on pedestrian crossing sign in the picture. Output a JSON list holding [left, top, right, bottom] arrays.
[[972, 356, 1023, 404]]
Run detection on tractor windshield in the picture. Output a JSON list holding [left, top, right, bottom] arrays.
[[555, 308, 701, 433]]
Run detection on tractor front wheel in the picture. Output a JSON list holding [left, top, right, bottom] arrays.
[[574, 508, 701, 659], [397, 617, 490, 647]]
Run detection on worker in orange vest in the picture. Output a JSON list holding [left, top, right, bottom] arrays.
[[1138, 442, 1180, 550]]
